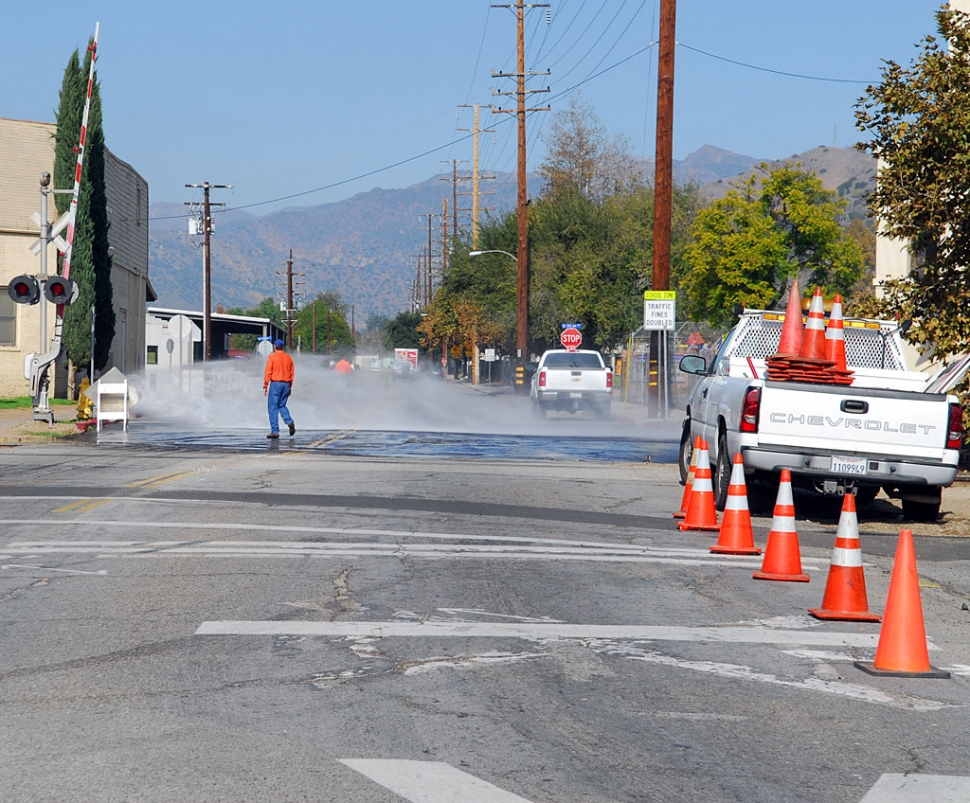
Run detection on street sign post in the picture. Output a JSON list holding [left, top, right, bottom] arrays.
[[643, 290, 676, 331], [560, 327, 582, 351]]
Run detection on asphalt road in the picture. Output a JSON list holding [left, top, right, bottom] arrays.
[[1, 376, 969, 802]]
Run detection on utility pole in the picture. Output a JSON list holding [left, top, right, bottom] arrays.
[[419, 212, 440, 308], [442, 198, 448, 276], [458, 104, 496, 248], [439, 159, 466, 239], [492, 0, 550, 386], [650, 0, 676, 417], [185, 181, 232, 360], [286, 249, 294, 346], [275, 249, 304, 346]]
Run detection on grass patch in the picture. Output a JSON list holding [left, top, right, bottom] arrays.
[[0, 397, 77, 409]]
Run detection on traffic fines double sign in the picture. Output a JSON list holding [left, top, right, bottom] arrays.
[[643, 290, 676, 331]]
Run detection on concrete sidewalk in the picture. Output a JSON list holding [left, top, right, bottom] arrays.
[[0, 405, 83, 445]]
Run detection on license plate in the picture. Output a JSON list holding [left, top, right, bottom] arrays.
[[832, 456, 867, 475], [569, 392, 583, 398]]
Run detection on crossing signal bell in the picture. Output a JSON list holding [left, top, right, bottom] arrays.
[[7, 275, 78, 306], [43, 276, 78, 305], [8, 275, 41, 305]]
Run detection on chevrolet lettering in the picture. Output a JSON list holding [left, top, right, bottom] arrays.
[[767, 413, 936, 435]]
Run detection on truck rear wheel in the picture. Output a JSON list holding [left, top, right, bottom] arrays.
[[902, 488, 942, 522]]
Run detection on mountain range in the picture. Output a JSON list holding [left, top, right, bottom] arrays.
[[147, 144, 877, 322]]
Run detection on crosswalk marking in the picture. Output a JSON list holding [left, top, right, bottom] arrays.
[[339, 759, 534, 802], [860, 774, 970, 802], [195, 619, 881, 647]]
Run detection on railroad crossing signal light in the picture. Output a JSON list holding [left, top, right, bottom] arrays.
[[7, 275, 42, 305], [43, 276, 78, 305]]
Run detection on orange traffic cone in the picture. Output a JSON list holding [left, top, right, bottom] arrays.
[[753, 469, 808, 582], [678, 440, 720, 532], [855, 530, 950, 678], [674, 436, 702, 519], [808, 493, 881, 622], [775, 279, 804, 356], [711, 454, 761, 555], [824, 294, 848, 371], [799, 287, 827, 361]]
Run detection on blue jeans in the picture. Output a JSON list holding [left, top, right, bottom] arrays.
[[267, 381, 293, 434]]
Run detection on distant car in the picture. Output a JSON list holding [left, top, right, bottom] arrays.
[[370, 359, 381, 371], [391, 359, 414, 380]]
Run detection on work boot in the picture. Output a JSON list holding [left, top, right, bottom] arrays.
[[288, 422, 296, 436], [266, 432, 279, 439]]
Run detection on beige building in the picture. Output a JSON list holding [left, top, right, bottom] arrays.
[[0, 117, 152, 398]]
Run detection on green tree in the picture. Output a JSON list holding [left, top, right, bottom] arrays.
[[293, 293, 353, 355], [383, 312, 426, 352], [54, 43, 114, 373], [853, 6, 970, 358], [428, 98, 699, 355], [678, 165, 864, 327]]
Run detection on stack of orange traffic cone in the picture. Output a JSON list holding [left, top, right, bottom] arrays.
[[808, 493, 881, 622], [674, 435, 702, 519], [824, 294, 854, 385], [753, 469, 808, 582], [774, 279, 804, 357], [710, 454, 761, 555], [855, 530, 950, 678], [678, 441, 720, 532], [799, 287, 827, 361]]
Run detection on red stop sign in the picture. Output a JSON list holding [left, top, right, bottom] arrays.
[[560, 327, 582, 351]]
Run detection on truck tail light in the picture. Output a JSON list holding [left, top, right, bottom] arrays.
[[606, 371, 613, 389], [740, 386, 761, 433], [538, 371, 546, 388], [946, 402, 963, 450]]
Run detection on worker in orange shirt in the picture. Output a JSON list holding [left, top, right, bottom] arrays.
[[263, 338, 295, 438]]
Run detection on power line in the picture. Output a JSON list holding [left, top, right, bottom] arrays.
[[677, 42, 874, 84], [149, 39, 870, 222]]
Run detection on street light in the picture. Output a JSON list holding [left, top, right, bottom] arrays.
[[469, 249, 517, 261]]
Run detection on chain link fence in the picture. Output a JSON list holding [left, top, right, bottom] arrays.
[[615, 322, 730, 418]]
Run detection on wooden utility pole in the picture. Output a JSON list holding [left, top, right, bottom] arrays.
[[185, 181, 232, 360], [650, 0, 676, 416], [439, 160, 464, 239], [442, 198, 448, 276], [458, 104, 496, 248], [286, 249, 294, 347], [492, 0, 549, 385]]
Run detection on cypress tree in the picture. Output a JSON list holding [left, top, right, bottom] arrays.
[[52, 41, 114, 374]]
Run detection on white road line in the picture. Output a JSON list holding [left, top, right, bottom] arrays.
[[0, 564, 106, 575], [339, 759, 533, 803], [0, 519, 828, 560], [195, 620, 881, 647], [860, 773, 970, 802], [2, 540, 795, 568]]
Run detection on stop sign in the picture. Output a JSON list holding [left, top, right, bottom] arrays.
[[560, 327, 582, 351]]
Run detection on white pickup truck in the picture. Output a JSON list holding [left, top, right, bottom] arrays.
[[530, 349, 613, 418], [678, 310, 969, 521]]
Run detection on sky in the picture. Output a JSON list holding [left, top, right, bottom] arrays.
[[4, 1, 945, 218]]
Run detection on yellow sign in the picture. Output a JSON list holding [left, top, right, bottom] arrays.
[[450, 345, 463, 358], [643, 290, 676, 300]]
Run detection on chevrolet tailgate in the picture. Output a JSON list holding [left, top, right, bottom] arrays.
[[756, 382, 952, 460]]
